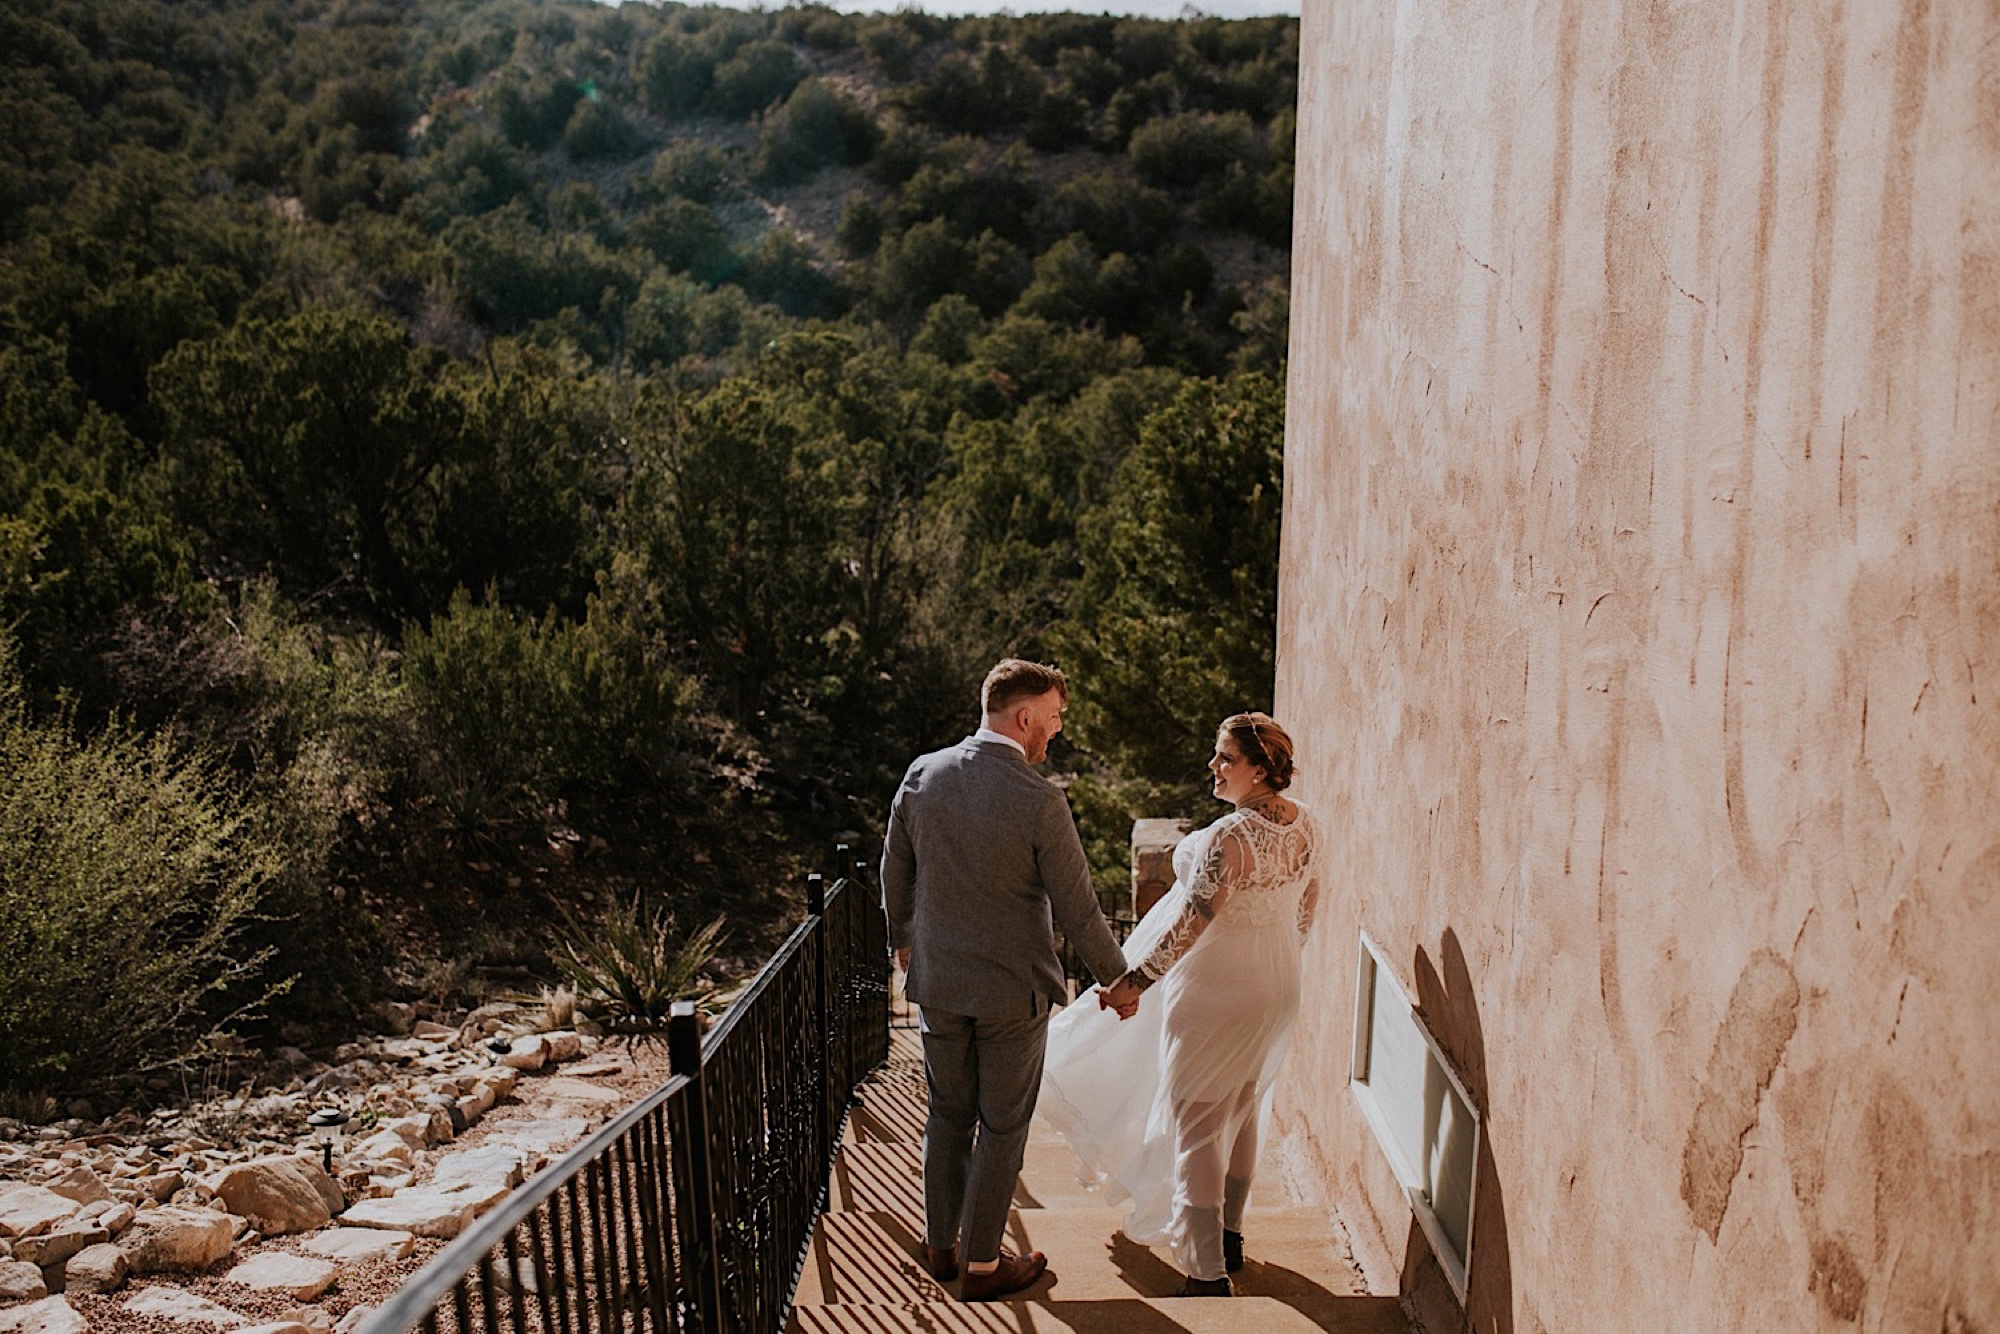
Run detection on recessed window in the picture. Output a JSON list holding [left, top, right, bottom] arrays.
[[1349, 932, 1480, 1300]]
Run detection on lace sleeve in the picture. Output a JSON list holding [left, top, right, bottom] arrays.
[[1296, 819, 1322, 941], [1132, 823, 1246, 984]]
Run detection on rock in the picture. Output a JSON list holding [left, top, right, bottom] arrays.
[[12, 1221, 107, 1269], [419, 1097, 464, 1138], [135, 1172, 183, 1203], [430, 1146, 527, 1192], [274, 1307, 333, 1334], [0, 1259, 48, 1300], [96, 1205, 133, 1237], [121, 1286, 244, 1326], [338, 1189, 478, 1240], [478, 1119, 587, 1157], [373, 1001, 415, 1035], [61, 1245, 127, 1296], [382, 1118, 432, 1151], [542, 1031, 582, 1062], [119, 1206, 234, 1273], [40, 1171, 109, 1209], [296, 1227, 414, 1264], [223, 1253, 336, 1300], [348, 1131, 416, 1167], [209, 1157, 342, 1237], [0, 1188, 78, 1241], [453, 1091, 492, 1127], [0, 1296, 87, 1334], [479, 1067, 519, 1100], [562, 1061, 624, 1079], [410, 1020, 453, 1041], [499, 1035, 548, 1072], [333, 1307, 373, 1334]]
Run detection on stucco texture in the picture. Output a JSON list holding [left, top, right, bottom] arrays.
[[1273, 1, 1999, 1330]]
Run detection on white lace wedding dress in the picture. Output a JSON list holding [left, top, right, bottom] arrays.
[[1041, 803, 1322, 1280]]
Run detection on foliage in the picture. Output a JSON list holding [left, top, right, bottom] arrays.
[[556, 901, 728, 1032], [0, 640, 288, 1095], [0, 0, 1299, 1100]]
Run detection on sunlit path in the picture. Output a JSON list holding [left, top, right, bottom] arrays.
[[787, 1023, 1412, 1332]]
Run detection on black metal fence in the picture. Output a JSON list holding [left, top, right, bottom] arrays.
[[359, 861, 889, 1334]]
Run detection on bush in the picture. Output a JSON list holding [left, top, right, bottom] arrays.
[[754, 79, 877, 185], [401, 578, 706, 824], [1129, 110, 1260, 191], [0, 645, 288, 1096], [708, 40, 803, 118]]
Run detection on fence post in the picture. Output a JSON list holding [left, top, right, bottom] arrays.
[[668, 1002, 723, 1334]]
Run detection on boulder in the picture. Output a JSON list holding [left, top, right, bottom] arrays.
[[499, 1035, 548, 1072], [296, 1228, 414, 1264], [40, 1171, 109, 1209], [0, 1259, 47, 1300], [121, 1286, 244, 1326], [347, 1131, 415, 1167], [430, 1147, 526, 1192], [542, 1031, 582, 1063], [0, 1188, 78, 1241], [0, 1296, 86, 1334], [95, 1205, 133, 1237], [11, 1222, 107, 1269], [60, 1245, 127, 1296], [410, 1019, 452, 1041], [337, 1189, 478, 1240], [134, 1172, 183, 1203], [209, 1158, 342, 1237], [274, 1307, 333, 1334], [119, 1206, 234, 1273], [479, 1067, 519, 1100], [223, 1253, 336, 1300]]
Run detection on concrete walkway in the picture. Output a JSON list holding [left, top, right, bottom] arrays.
[[788, 1026, 1412, 1332]]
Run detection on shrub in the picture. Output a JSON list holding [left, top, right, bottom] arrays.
[[556, 900, 727, 1034], [1129, 110, 1260, 191], [0, 644, 288, 1096], [754, 78, 877, 185], [563, 96, 643, 163], [708, 40, 803, 119]]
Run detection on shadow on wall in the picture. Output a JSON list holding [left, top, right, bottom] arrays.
[[1407, 928, 1514, 1333]]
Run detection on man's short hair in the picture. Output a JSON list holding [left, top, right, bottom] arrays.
[[981, 659, 1068, 716]]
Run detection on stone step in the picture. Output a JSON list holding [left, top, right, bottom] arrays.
[[789, 1294, 1382, 1333], [793, 1206, 1368, 1318]]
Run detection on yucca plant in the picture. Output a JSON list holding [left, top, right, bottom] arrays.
[[555, 899, 727, 1035]]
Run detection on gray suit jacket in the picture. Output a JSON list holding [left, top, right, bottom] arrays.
[[882, 737, 1128, 1018]]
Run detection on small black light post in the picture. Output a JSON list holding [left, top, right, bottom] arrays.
[[306, 1106, 349, 1175]]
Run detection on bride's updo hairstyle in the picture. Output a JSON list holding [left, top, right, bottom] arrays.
[[1219, 712, 1295, 791]]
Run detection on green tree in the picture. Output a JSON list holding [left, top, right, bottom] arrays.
[[1052, 372, 1285, 797]]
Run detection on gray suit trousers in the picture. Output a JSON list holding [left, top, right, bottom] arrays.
[[918, 1006, 1048, 1263]]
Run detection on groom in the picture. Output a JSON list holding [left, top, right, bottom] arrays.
[[882, 658, 1130, 1302]]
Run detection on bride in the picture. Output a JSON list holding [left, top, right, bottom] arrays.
[[1040, 712, 1321, 1296]]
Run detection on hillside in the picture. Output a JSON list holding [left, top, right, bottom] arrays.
[[0, 0, 1296, 1104]]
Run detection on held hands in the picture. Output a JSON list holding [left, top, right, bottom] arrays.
[[1096, 975, 1145, 1020]]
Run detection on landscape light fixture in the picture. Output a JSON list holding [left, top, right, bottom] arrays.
[[306, 1106, 349, 1174]]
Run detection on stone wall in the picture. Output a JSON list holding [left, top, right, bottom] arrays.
[[1273, 1, 1999, 1329]]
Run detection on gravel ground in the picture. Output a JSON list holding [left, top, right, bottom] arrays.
[[55, 1037, 677, 1333]]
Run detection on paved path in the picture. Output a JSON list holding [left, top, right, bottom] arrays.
[[789, 1026, 1414, 1332]]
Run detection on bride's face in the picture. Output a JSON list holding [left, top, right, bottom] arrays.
[[1208, 734, 1268, 806]]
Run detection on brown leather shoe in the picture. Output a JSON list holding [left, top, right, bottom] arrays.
[[921, 1243, 958, 1282], [958, 1250, 1048, 1302]]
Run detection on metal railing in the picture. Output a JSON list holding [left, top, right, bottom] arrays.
[[360, 857, 889, 1334], [1059, 914, 1138, 1000]]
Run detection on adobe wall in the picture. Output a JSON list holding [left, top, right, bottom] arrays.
[[1273, 1, 1999, 1329]]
